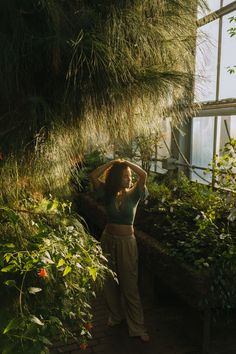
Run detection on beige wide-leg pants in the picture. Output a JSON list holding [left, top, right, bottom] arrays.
[[100, 231, 147, 336]]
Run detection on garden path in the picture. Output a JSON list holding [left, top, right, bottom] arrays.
[[50, 280, 236, 354], [51, 290, 194, 354]]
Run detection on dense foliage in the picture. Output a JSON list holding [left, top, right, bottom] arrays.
[[211, 138, 236, 193], [136, 173, 236, 308], [140, 174, 235, 263], [0, 150, 113, 353], [0, 194, 112, 353]]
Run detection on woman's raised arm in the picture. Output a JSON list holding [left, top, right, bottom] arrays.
[[89, 160, 114, 190], [124, 160, 147, 186]]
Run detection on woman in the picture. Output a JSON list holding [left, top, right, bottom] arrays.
[[90, 159, 150, 342]]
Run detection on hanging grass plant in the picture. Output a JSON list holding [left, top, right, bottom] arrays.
[[0, 0, 208, 152], [66, 0, 207, 143]]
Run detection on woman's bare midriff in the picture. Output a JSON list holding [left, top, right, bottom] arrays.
[[104, 223, 134, 236]]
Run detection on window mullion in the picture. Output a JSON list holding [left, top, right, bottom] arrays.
[[212, 0, 223, 187]]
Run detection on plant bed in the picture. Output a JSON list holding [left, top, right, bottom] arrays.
[[134, 228, 211, 308]]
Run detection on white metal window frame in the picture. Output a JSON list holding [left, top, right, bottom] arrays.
[[189, 1, 236, 183]]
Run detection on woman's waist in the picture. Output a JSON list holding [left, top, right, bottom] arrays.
[[104, 223, 134, 236]]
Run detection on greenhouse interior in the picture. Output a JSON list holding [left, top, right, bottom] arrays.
[[0, 1, 236, 354]]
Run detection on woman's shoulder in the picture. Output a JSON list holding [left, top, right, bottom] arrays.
[[127, 181, 149, 201]]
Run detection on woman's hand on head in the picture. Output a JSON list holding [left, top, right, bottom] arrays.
[[113, 158, 124, 162]]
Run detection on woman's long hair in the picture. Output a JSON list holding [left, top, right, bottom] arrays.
[[104, 161, 128, 203]]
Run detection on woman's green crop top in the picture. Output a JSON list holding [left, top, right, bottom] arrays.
[[95, 182, 148, 225]]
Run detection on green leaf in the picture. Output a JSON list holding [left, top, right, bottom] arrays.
[[49, 316, 62, 325], [28, 287, 42, 294], [57, 258, 65, 268], [1, 265, 16, 272], [4, 280, 16, 287], [0, 208, 19, 223], [47, 200, 59, 211], [4, 254, 12, 263], [4, 243, 15, 249], [88, 267, 97, 281], [46, 201, 53, 210], [39, 336, 52, 345], [3, 318, 18, 334], [63, 265, 72, 276], [30, 315, 44, 326]]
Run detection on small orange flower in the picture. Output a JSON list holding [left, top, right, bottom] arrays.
[[84, 322, 93, 331], [38, 268, 48, 278], [79, 342, 88, 350]]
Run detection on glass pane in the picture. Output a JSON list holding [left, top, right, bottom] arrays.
[[157, 118, 171, 159], [219, 11, 236, 99], [223, 0, 236, 6], [231, 116, 236, 137], [191, 168, 212, 184], [194, 20, 219, 102], [198, 0, 221, 19], [216, 116, 236, 154], [150, 118, 171, 173], [190, 117, 214, 183]]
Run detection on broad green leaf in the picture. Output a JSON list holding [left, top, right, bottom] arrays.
[[88, 267, 97, 281], [57, 258, 65, 268], [1, 265, 16, 272], [30, 315, 44, 326], [4, 243, 15, 249], [28, 287, 42, 294], [46, 201, 53, 210], [4, 254, 12, 263], [47, 200, 58, 211], [63, 265, 72, 276]]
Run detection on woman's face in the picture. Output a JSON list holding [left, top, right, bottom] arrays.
[[121, 167, 132, 189]]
